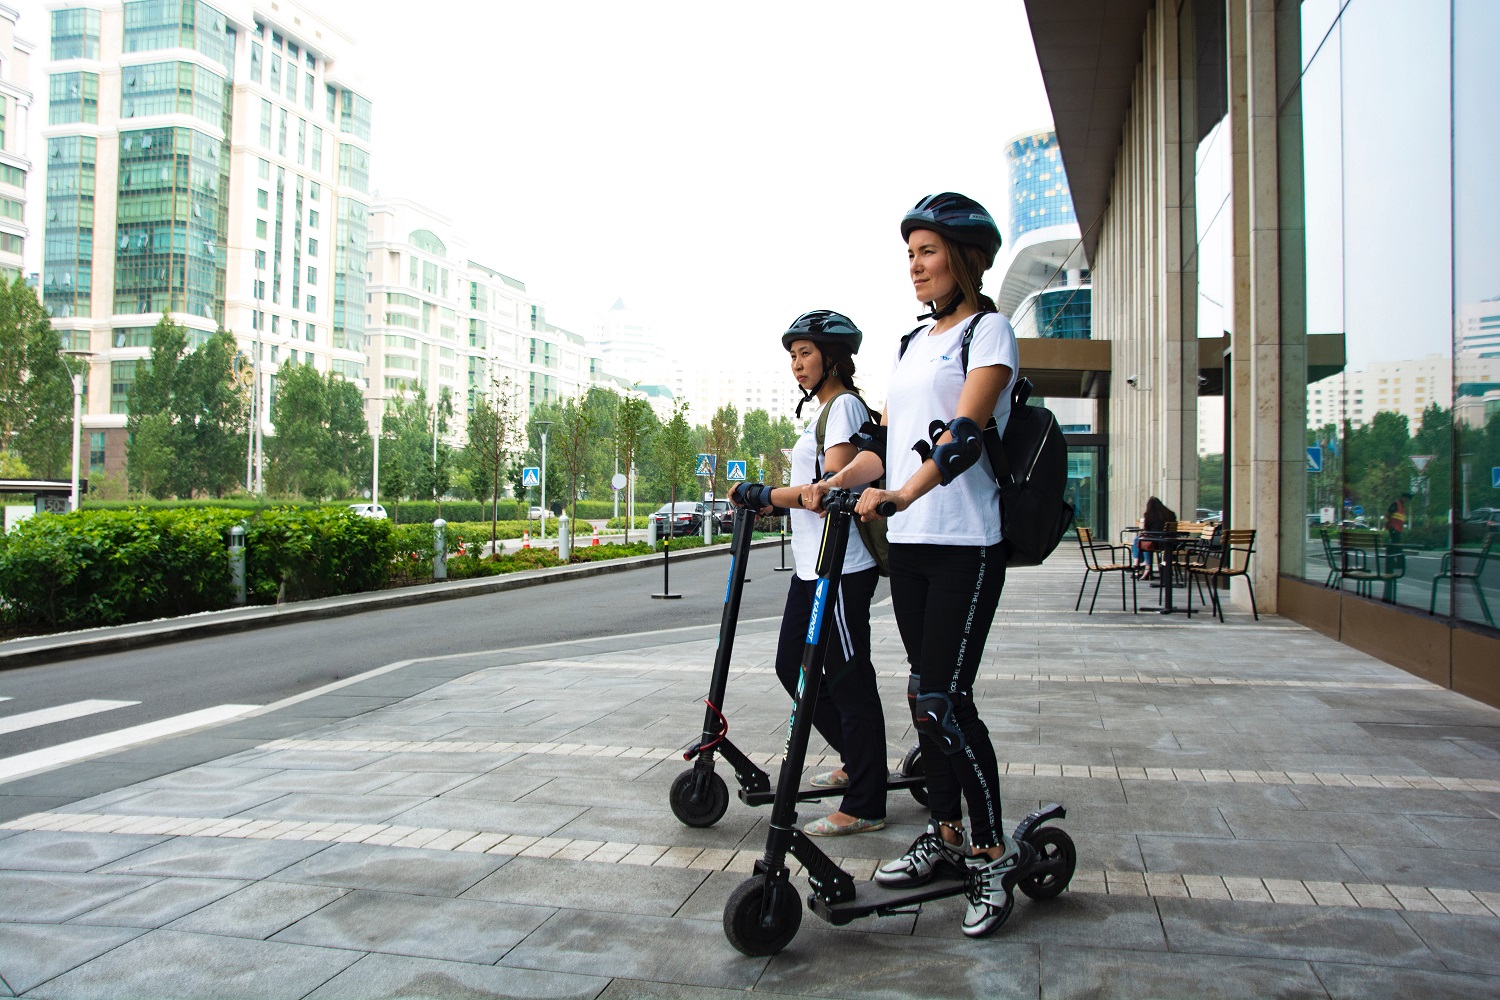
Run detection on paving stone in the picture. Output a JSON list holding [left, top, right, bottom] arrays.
[[68, 876, 248, 928], [302, 952, 609, 1000], [1398, 910, 1500, 976], [552, 805, 763, 851], [95, 787, 287, 818], [754, 921, 1041, 998], [239, 769, 405, 796], [1218, 808, 1433, 847], [1342, 845, 1500, 893], [0, 922, 144, 994], [135, 766, 282, 791], [0, 830, 167, 872], [500, 909, 769, 990], [1155, 897, 1442, 969], [1137, 836, 1369, 883], [1406, 815, 1500, 852], [24, 928, 360, 1000], [598, 979, 824, 1000], [166, 879, 349, 939], [386, 797, 588, 836], [1314, 962, 1500, 999], [1038, 944, 1328, 999], [95, 835, 329, 880], [272, 887, 552, 963], [356, 751, 516, 772], [0, 870, 153, 922], [366, 771, 476, 797], [462, 856, 709, 916], [271, 841, 506, 895]]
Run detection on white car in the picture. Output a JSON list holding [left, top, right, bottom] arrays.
[[528, 506, 552, 520], [349, 503, 388, 519]]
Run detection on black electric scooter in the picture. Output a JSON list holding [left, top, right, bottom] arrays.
[[721, 489, 1077, 956], [669, 503, 928, 828]]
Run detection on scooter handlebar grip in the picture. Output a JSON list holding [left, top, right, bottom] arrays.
[[876, 500, 898, 518]]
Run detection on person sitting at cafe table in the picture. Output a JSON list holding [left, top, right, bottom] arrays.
[[1132, 496, 1176, 580]]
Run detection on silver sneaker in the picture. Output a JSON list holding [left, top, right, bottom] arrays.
[[874, 822, 966, 887], [961, 834, 1029, 937]]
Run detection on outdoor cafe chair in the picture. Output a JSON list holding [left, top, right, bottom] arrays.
[[1339, 530, 1405, 604], [1318, 526, 1343, 588], [1074, 526, 1138, 615], [1186, 528, 1259, 622], [1429, 532, 1494, 626]]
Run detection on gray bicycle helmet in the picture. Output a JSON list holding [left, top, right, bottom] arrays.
[[900, 192, 1002, 260], [780, 309, 864, 353]]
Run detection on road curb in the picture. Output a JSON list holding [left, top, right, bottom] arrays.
[[0, 536, 793, 671]]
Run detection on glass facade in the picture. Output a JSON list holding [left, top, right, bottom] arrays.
[[332, 197, 368, 351], [49, 72, 99, 124], [337, 143, 369, 194], [1278, 0, 1500, 629], [51, 8, 101, 61], [123, 1, 235, 68], [1006, 132, 1076, 241], [43, 136, 96, 319], [121, 62, 228, 126], [1013, 286, 1093, 340], [113, 127, 229, 321], [338, 89, 372, 141]]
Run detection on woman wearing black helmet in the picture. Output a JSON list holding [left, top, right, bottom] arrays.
[[813, 193, 1021, 936], [732, 310, 887, 837]]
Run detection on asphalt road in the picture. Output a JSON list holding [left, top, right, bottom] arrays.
[[0, 547, 862, 760]]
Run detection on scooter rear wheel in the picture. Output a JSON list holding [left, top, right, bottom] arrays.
[[1019, 826, 1076, 900], [898, 743, 929, 806], [669, 767, 729, 827], [724, 875, 802, 956]]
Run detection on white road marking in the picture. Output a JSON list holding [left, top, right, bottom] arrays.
[[0, 699, 141, 736], [0, 704, 259, 783]]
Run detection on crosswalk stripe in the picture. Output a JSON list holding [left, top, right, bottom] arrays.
[[0, 704, 259, 783], [0, 699, 141, 736]]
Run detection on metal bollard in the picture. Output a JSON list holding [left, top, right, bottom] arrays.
[[647, 514, 657, 549], [558, 513, 570, 561], [228, 524, 246, 606], [433, 518, 447, 580], [703, 508, 712, 544]]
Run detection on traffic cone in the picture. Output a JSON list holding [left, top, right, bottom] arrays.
[[522, 530, 530, 549], [592, 525, 600, 546]]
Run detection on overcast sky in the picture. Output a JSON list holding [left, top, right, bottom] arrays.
[[16, 0, 1054, 397]]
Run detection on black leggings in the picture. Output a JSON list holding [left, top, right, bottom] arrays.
[[888, 542, 1006, 848], [773, 568, 887, 820]]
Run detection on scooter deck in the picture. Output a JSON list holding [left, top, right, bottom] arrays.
[[738, 773, 925, 807], [808, 875, 969, 926]]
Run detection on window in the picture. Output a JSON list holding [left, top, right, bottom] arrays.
[[250, 41, 262, 83], [291, 320, 299, 341], [277, 108, 287, 156], [254, 249, 266, 269], [306, 266, 317, 285], [309, 126, 322, 171], [325, 84, 337, 123], [51, 8, 101, 60], [256, 219, 267, 239], [257, 188, 268, 209], [308, 209, 319, 229], [304, 74, 314, 110], [49, 72, 100, 124], [89, 431, 106, 472], [259, 99, 272, 147], [306, 294, 316, 312], [309, 181, 320, 201], [285, 57, 298, 101], [307, 237, 318, 256], [120, 62, 227, 126], [296, 118, 306, 165], [269, 52, 281, 92], [110, 359, 138, 414], [337, 144, 369, 193], [306, 323, 316, 342], [339, 90, 373, 140]]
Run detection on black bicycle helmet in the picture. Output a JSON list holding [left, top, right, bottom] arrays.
[[900, 192, 1002, 260], [780, 309, 863, 353]]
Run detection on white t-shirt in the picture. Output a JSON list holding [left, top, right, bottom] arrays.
[[884, 312, 1020, 546], [790, 393, 878, 580]]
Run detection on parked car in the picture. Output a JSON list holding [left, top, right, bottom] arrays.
[[1464, 507, 1500, 530], [1195, 508, 1222, 522], [707, 498, 734, 534], [349, 503, 387, 519], [527, 506, 553, 520], [650, 502, 706, 537]]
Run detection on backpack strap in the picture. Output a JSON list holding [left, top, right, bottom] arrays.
[[813, 391, 871, 480], [898, 312, 990, 371]]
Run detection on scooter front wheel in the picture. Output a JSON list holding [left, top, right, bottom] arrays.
[[723, 875, 802, 956], [898, 743, 929, 806], [1019, 826, 1076, 900], [669, 767, 729, 827]]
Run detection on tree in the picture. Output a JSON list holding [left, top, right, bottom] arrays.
[[701, 403, 740, 502], [265, 362, 370, 500], [181, 331, 250, 497], [0, 277, 73, 479], [615, 394, 656, 542], [125, 318, 187, 498], [463, 374, 524, 550], [553, 395, 595, 547], [653, 398, 695, 515], [741, 408, 777, 476], [415, 387, 457, 511], [380, 385, 435, 513]]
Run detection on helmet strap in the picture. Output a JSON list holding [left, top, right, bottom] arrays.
[[795, 370, 829, 419], [917, 290, 964, 322]]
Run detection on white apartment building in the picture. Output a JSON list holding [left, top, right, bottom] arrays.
[[363, 197, 623, 447], [0, 5, 32, 281], [1307, 354, 1500, 432], [1458, 299, 1500, 359], [41, 0, 372, 476], [668, 363, 803, 427], [592, 297, 657, 386]]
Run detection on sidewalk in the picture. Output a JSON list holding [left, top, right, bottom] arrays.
[[2, 558, 1498, 997]]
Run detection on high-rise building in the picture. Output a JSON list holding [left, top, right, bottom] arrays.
[[42, 0, 373, 477], [997, 129, 1090, 334], [592, 298, 656, 386], [0, 7, 32, 282], [1457, 299, 1500, 359]]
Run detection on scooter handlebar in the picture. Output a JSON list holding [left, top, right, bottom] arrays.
[[822, 489, 898, 518], [875, 500, 898, 518]]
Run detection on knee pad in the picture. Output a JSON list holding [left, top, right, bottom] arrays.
[[908, 679, 972, 756], [911, 417, 984, 485]]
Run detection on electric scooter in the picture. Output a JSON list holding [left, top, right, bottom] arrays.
[[721, 489, 1076, 956], [669, 503, 928, 828]]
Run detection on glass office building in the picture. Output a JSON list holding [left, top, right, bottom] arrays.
[[1006, 131, 1077, 242]]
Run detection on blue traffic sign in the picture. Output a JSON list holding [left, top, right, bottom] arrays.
[[1353, 505, 1363, 516], [695, 454, 716, 477], [1493, 467, 1500, 489], [1306, 446, 1322, 473], [727, 460, 747, 482], [521, 467, 540, 487]]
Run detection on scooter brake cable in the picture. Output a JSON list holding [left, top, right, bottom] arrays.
[[683, 698, 730, 759]]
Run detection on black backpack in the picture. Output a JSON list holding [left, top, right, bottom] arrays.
[[898, 314, 1076, 566]]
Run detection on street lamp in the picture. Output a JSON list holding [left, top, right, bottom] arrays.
[[537, 419, 551, 541], [368, 393, 389, 513], [206, 240, 265, 493], [61, 349, 94, 511]]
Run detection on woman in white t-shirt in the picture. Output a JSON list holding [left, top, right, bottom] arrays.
[[815, 193, 1021, 937], [731, 310, 887, 837]]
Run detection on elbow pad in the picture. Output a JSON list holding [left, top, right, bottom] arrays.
[[912, 416, 984, 486], [848, 421, 887, 464]]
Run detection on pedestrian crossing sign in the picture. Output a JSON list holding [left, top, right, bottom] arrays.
[[696, 454, 716, 477], [727, 460, 747, 482], [522, 467, 540, 487]]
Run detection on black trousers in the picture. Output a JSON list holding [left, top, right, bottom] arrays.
[[889, 542, 1006, 848], [773, 568, 887, 820]]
